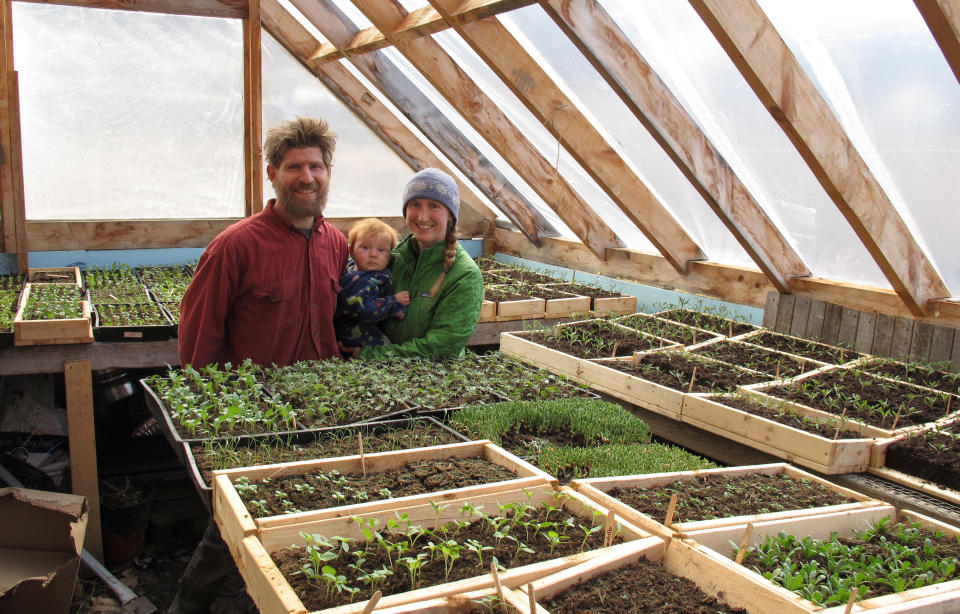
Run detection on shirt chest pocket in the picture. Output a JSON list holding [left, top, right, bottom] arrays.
[[251, 280, 297, 303]]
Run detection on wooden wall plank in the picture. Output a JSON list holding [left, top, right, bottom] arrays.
[[15, 0, 248, 18], [890, 317, 916, 359], [872, 313, 896, 357], [929, 324, 956, 364], [820, 303, 843, 346], [854, 311, 877, 354], [762, 292, 779, 329], [952, 330, 960, 370], [910, 321, 935, 360], [541, 0, 809, 292], [774, 294, 794, 333], [64, 359, 101, 560], [789, 296, 811, 337], [430, 1, 704, 273], [805, 299, 826, 341], [350, 0, 623, 260], [837, 307, 860, 348], [692, 0, 950, 316]]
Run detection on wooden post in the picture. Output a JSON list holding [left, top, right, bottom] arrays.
[[243, 0, 263, 217], [0, 0, 27, 267], [65, 359, 102, 559]]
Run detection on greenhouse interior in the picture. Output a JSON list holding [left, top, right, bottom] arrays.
[[2, 0, 960, 612]]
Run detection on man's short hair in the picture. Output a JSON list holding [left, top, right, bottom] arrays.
[[264, 117, 337, 170]]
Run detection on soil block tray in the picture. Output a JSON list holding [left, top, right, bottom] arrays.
[[221, 483, 647, 614], [685, 506, 960, 614], [184, 416, 470, 511], [523, 534, 813, 614], [681, 393, 876, 474], [92, 302, 176, 342], [569, 463, 880, 537], [13, 283, 93, 346], [212, 440, 561, 546]]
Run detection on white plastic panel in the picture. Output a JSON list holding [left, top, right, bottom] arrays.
[[597, 0, 893, 287], [760, 0, 960, 295], [262, 34, 413, 218], [13, 5, 245, 219]]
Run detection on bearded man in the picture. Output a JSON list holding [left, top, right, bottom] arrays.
[[178, 116, 348, 369]]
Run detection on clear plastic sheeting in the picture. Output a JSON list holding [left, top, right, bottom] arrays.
[[262, 35, 412, 218], [13, 5, 245, 219], [598, 0, 893, 287], [759, 0, 960, 295]]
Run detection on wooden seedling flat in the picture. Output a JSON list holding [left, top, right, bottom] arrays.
[[230, 484, 648, 614], [686, 507, 960, 614], [356, 586, 529, 614], [592, 294, 636, 315], [681, 393, 876, 474], [653, 308, 761, 338], [737, 329, 869, 367], [478, 300, 497, 322], [213, 440, 558, 541], [500, 330, 588, 381], [579, 356, 685, 417], [612, 312, 723, 348], [541, 290, 590, 319], [569, 463, 880, 537], [26, 266, 82, 285], [13, 284, 94, 346], [496, 297, 545, 320], [523, 535, 814, 614]]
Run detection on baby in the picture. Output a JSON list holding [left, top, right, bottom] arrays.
[[334, 218, 410, 348]]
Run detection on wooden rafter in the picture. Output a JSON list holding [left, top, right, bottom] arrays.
[[350, 0, 623, 259], [308, 0, 536, 66], [14, 0, 247, 19], [915, 0, 960, 86], [242, 0, 262, 217], [427, 0, 705, 274], [539, 0, 807, 292], [283, 0, 559, 245], [691, 0, 950, 317]]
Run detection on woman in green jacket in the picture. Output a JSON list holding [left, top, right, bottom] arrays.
[[347, 168, 483, 359]]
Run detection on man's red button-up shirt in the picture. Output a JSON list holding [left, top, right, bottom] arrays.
[[178, 201, 348, 368]]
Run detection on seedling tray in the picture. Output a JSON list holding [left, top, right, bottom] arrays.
[[523, 534, 813, 613], [681, 392, 876, 473], [221, 484, 647, 614], [212, 440, 561, 545], [870, 421, 960, 508], [570, 463, 880, 538], [540, 288, 590, 319], [26, 266, 82, 285], [92, 302, 176, 342], [653, 306, 760, 338], [478, 299, 497, 322], [184, 416, 470, 512], [540, 282, 636, 315], [13, 284, 93, 346], [612, 311, 723, 348]]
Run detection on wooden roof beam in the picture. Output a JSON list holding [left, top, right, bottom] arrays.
[[350, 0, 624, 259], [915, 0, 960, 86], [285, 0, 556, 244], [427, 0, 705, 274], [308, 0, 536, 66], [14, 0, 248, 19], [260, 0, 495, 237], [539, 0, 808, 292], [692, 0, 951, 316]]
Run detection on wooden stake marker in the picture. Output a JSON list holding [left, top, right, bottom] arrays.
[[663, 493, 678, 528], [603, 509, 616, 547], [775, 360, 781, 380], [833, 406, 849, 441], [890, 405, 904, 432], [687, 367, 698, 394], [728, 321, 734, 337], [528, 582, 536, 614], [735, 523, 754, 565], [843, 588, 858, 614], [491, 563, 506, 605], [358, 433, 366, 477], [361, 590, 381, 614]]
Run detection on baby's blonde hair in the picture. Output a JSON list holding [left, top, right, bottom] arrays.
[[347, 218, 398, 254]]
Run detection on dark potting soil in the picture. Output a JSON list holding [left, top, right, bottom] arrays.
[[885, 428, 960, 492], [488, 267, 560, 285], [766, 368, 955, 429], [551, 281, 622, 299], [498, 422, 596, 455], [610, 473, 855, 522], [236, 457, 518, 517], [656, 308, 756, 337], [486, 286, 536, 302], [541, 557, 745, 613], [745, 331, 860, 365], [272, 504, 619, 611], [604, 352, 769, 393], [716, 395, 867, 440], [529, 321, 661, 358], [692, 341, 809, 379], [193, 422, 464, 487], [859, 360, 960, 396]]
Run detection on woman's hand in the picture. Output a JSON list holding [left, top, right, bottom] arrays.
[[338, 342, 362, 358], [394, 291, 410, 306]]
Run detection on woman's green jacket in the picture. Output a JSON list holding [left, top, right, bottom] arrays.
[[359, 234, 482, 359]]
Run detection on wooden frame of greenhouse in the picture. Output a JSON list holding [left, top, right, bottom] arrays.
[[3, 0, 960, 612]]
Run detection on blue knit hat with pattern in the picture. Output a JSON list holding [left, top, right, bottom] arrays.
[[402, 168, 460, 223]]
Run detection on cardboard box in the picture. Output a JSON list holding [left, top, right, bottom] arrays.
[[0, 487, 88, 614]]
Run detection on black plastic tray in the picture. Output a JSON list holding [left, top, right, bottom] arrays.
[[184, 416, 470, 511], [93, 302, 176, 342]]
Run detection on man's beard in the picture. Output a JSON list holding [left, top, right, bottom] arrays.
[[274, 179, 329, 220]]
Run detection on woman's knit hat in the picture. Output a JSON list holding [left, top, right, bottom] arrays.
[[402, 168, 460, 223]]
